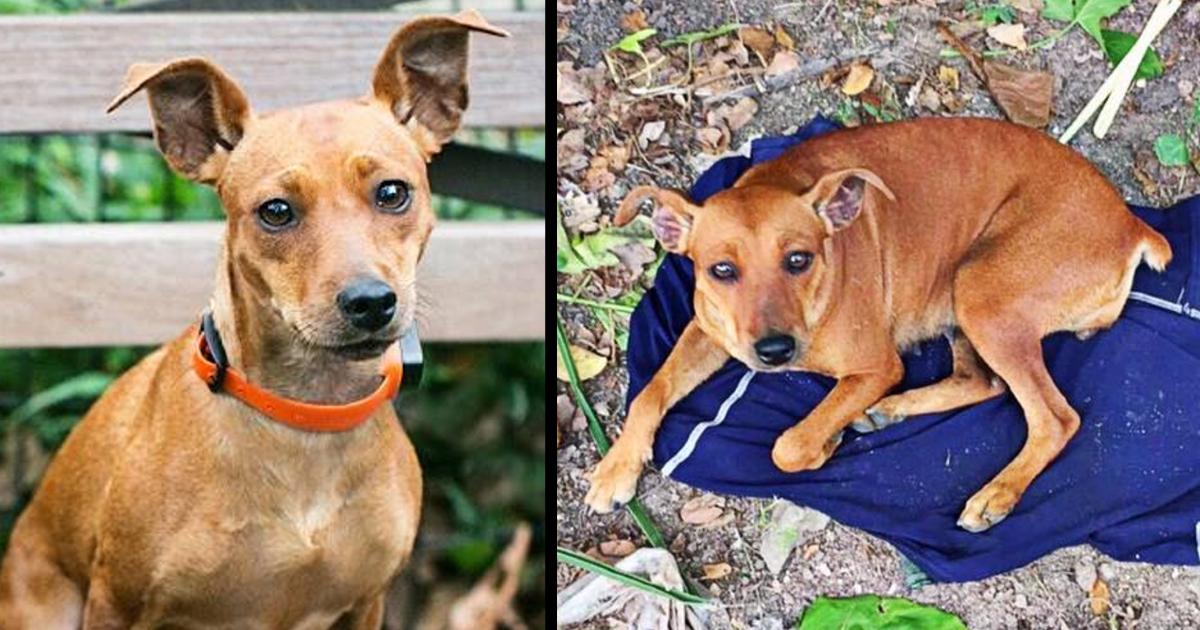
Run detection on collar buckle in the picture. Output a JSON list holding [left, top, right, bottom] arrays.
[[200, 311, 229, 393]]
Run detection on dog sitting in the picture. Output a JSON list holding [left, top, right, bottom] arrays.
[[586, 117, 1170, 533], [0, 11, 505, 628]]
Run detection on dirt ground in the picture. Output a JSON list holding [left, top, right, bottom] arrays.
[[557, 1, 1200, 628]]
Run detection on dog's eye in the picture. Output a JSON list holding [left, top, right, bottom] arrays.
[[784, 251, 813, 274], [256, 199, 295, 230], [709, 261, 738, 282], [375, 180, 412, 213]]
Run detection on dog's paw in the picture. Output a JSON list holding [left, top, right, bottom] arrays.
[[584, 448, 644, 513], [851, 407, 906, 433], [772, 429, 843, 472], [957, 481, 1020, 533]]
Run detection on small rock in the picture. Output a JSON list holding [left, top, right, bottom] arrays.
[[1015, 593, 1028, 608], [758, 501, 831, 575]]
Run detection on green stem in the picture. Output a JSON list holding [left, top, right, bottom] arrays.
[[557, 546, 708, 605], [556, 293, 636, 314], [556, 316, 668, 550]]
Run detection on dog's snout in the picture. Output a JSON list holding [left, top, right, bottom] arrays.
[[336, 278, 397, 332], [754, 334, 796, 366]]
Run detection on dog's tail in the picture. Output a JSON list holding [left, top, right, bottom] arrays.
[[1136, 222, 1172, 272]]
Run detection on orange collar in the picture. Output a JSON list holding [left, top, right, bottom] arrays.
[[192, 313, 403, 432]]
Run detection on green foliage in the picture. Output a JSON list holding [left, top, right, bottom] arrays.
[[661, 23, 741, 48], [556, 547, 709, 605], [610, 28, 658, 56], [796, 596, 967, 630], [1042, 0, 1133, 44], [966, 1, 1015, 26], [1154, 134, 1190, 166], [1100, 29, 1163, 80]]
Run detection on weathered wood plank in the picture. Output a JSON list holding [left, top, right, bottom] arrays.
[[0, 221, 544, 347], [0, 12, 543, 134]]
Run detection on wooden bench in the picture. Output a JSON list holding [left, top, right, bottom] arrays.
[[0, 12, 545, 347]]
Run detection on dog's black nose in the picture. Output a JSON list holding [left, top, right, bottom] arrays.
[[337, 279, 397, 332], [754, 335, 796, 366]]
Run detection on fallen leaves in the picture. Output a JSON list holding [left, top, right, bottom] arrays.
[[1090, 575, 1111, 616], [700, 562, 732, 581], [739, 26, 775, 65], [679, 494, 726, 525], [765, 50, 801, 78], [937, 22, 1054, 128], [557, 62, 591, 105], [599, 539, 637, 558], [1154, 133, 1190, 166], [986, 23, 1028, 50], [982, 61, 1055, 128], [711, 97, 759, 132], [555, 343, 607, 382], [842, 62, 875, 96]]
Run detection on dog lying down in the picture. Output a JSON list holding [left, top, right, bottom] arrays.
[[586, 117, 1171, 533]]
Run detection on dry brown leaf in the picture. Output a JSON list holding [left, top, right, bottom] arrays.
[[446, 523, 531, 630], [773, 24, 795, 51], [620, 9, 648, 33], [680, 494, 725, 525], [739, 27, 776, 64], [938, 65, 960, 90], [983, 60, 1053, 128], [1090, 576, 1111, 616], [598, 144, 630, 172], [842, 62, 875, 96], [556, 344, 607, 381], [717, 97, 759, 132], [557, 62, 591, 105], [765, 50, 801, 78], [599, 539, 637, 558], [802, 543, 820, 561], [696, 126, 730, 154], [987, 23, 1027, 50], [919, 85, 943, 111], [701, 562, 733, 581]]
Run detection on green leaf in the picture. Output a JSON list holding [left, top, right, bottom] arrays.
[[796, 596, 967, 630], [6, 372, 113, 427], [661, 23, 742, 48], [1100, 30, 1163, 80], [555, 317, 668, 550], [556, 547, 708, 605], [1075, 0, 1132, 43], [610, 28, 658, 55], [1041, 0, 1074, 22], [1154, 134, 1190, 167], [557, 210, 655, 275]]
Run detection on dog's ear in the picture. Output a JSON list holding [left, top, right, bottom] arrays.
[[371, 10, 509, 159], [804, 168, 895, 233], [616, 186, 698, 254], [106, 58, 251, 184]]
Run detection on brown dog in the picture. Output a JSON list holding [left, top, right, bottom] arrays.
[[0, 11, 506, 628], [586, 117, 1171, 533]]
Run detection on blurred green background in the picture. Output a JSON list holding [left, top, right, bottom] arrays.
[[0, 0, 545, 626]]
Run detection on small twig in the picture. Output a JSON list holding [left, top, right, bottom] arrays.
[[935, 22, 985, 83], [701, 48, 883, 104]]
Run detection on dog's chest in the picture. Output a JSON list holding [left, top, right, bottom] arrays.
[[143, 463, 412, 625]]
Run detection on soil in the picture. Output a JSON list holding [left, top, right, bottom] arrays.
[[557, 1, 1200, 628]]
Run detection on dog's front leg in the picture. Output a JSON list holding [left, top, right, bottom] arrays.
[[772, 367, 901, 472], [584, 321, 728, 513]]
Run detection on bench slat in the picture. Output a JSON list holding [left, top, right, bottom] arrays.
[[0, 12, 543, 134], [0, 221, 544, 347]]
